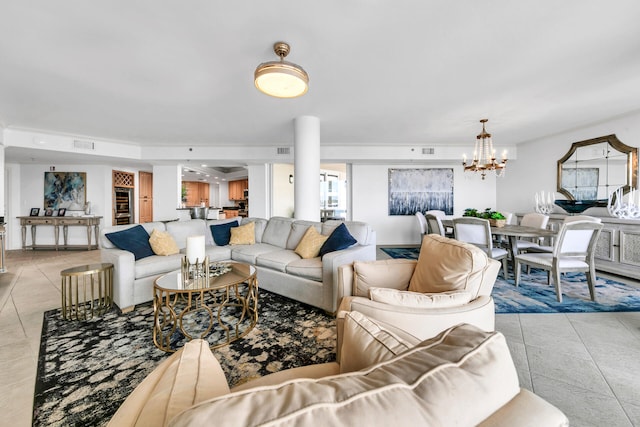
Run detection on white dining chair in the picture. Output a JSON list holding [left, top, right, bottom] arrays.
[[425, 210, 454, 236], [514, 220, 603, 302], [424, 213, 446, 236], [529, 215, 602, 253], [453, 217, 509, 278], [415, 212, 428, 238], [515, 213, 550, 252]]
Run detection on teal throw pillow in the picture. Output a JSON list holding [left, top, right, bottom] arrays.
[[210, 222, 239, 246], [105, 225, 154, 260], [319, 223, 358, 257]]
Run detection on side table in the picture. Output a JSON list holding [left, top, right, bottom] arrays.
[[60, 263, 114, 320]]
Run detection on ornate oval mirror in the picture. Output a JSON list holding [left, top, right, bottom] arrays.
[[557, 134, 638, 204]]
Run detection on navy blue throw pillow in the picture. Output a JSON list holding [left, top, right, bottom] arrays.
[[319, 223, 357, 257], [105, 225, 154, 260], [210, 221, 239, 246]]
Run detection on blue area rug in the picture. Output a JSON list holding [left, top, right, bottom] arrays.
[[381, 247, 640, 313]]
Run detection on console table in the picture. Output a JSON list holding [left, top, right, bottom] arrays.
[[516, 213, 640, 280], [18, 216, 103, 250]]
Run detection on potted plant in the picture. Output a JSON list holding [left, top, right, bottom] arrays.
[[463, 208, 507, 227]]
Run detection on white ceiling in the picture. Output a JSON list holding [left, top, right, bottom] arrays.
[[2, 1, 640, 164]]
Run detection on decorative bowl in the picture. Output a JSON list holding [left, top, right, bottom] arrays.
[[553, 199, 606, 214]]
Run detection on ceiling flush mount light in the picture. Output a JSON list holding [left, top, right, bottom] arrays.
[[254, 42, 309, 98], [462, 119, 508, 180]]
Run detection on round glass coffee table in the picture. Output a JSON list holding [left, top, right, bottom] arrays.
[[153, 262, 258, 353]]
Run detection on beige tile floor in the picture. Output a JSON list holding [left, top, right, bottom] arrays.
[[0, 248, 638, 426]]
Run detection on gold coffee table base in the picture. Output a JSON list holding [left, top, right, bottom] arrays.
[[60, 263, 114, 320], [153, 263, 258, 353]]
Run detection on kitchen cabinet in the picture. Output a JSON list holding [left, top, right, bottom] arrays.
[[139, 171, 153, 223], [229, 179, 248, 200], [223, 209, 240, 218], [183, 181, 209, 207]]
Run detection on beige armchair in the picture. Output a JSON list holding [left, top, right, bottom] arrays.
[[337, 234, 501, 343]]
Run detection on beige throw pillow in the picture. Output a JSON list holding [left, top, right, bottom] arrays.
[[339, 311, 419, 373], [408, 234, 490, 295], [294, 226, 329, 259], [368, 288, 473, 309], [229, 222, 255, 245], [148, 229, 180, 256]]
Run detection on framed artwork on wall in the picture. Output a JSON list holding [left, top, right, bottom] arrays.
[[388, 168, 454, 216], [44, 172, 86, 210], [30, 208, 40, 216]]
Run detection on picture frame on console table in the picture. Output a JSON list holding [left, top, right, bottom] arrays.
[[30, 208, 40, 216], [57, 208, 66, 217], [45, 208, 54, 217]]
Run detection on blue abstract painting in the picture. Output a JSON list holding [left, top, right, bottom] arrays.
[[44, 172, 86, 210], [388, 168, 454, 215]]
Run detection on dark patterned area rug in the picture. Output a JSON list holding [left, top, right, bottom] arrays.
[[382, 246, 640, 313], [33, 290, 336, 426]]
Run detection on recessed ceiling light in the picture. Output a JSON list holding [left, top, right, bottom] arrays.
[[201, 164, 207, 167], [205, 174, 210, 177]]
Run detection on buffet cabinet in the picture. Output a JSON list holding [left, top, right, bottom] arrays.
[[518, 214, 640, 280]]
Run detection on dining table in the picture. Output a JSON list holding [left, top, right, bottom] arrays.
[[441, 219, 557, 278]]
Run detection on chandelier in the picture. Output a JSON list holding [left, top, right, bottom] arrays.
[[254, 42, 309, 98], [462, 119, 507, 180]]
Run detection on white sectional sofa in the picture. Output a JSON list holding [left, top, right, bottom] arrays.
[[99, 217, 376, 313]]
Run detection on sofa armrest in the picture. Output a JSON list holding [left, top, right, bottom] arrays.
[[339, 295, 495, 341], [100, 247, 136, 311], [321, 244, 377, 313], [230, 363, 340, 393]]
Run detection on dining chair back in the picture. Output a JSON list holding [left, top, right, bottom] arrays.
[[514, 220, 603, 302], [500, 211, 514, 225], [453, 217, 509, 278], [415, 212, 428, 236], [515, 212, 550, 252], [425, 210, 446, 218], [424, 213, 445, 236]]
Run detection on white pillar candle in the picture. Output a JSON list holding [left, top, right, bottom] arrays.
[[186, 235, 205, 264]]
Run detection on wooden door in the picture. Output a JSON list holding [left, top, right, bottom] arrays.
[[139, 171, 153, 223], [184, 181, 199, 206], [198, 183, 210, 206]]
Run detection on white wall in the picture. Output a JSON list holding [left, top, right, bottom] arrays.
[[272, 163, 294, 217], [351, 163, 497, 245], [247, 164, 269, 219], [153, 165, 181, 221], [497, 110, 640, 216]]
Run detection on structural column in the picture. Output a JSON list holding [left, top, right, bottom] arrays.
[[293, 116, 320, 221]]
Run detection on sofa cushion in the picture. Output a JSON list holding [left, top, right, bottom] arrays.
[[261, 217, 294, 248], [294, 226, 329, 259], [170, 324, 520, 427], [231, 243, 281, 264], [149, 229, 180, 256], [135, 254, 183, 279], [353, 259, 416, 297], [319, 222, 357, 257], [105, 225, 155, 260], [322, 220, 372, 245], [340, 311, 419, 373], [166, 219, 212, 248], [286, 258, 323, 282], [256, 250, 301, 272], [230, 222, 255, 245], [368, 288, 474, 309], [287, 221, 322, 250], [107, 339, 230, 427], [203, 245, 233, 262], [210, 222, 239, 246], [409, 234, 490, 297], [240, 218, 268, 243]]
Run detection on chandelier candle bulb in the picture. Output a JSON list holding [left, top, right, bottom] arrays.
[[186, 235, 205, 264]]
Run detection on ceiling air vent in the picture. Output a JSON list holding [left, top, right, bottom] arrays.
[[422, 147, 435, 155], [73, 140, 95, 150], [277, 147, 291, 155]]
